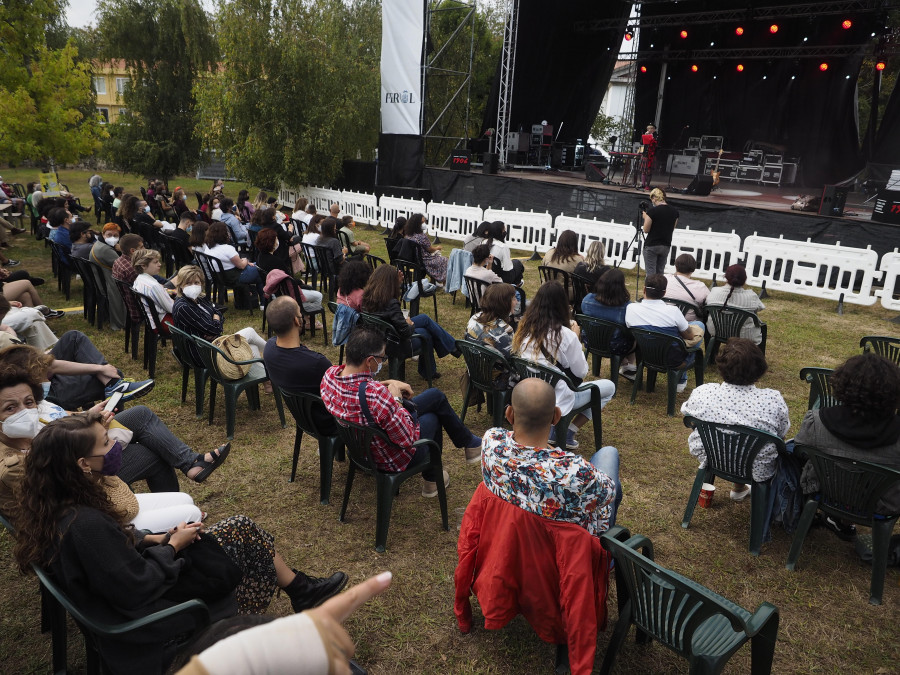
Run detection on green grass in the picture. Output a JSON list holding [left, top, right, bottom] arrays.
[[1, 167, 899, 673]]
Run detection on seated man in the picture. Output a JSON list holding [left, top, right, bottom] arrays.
[[321, 325, 482, 497], [263, 296, 336, 433], [339, 215, 370, 256], [625, 273, 702, 392], [46, 207, 73, 263], [464, 244, 503, 285], [482, 377, 621, 535], [664, 253, 709, 325]]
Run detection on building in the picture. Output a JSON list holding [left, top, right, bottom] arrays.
[[92, 60, 131, 125]]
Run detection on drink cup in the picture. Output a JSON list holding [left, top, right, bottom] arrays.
[[698, 482, 716, 508]]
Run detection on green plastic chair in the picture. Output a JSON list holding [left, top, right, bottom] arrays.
[[168, 326, 209, 418], [192, 336, 286, 440], [456, 339, 512, 428], [860, 335, 900, 366], [681, 416, 789, 556], [705, 304, 767, 365], [334, 416, 447, 553], [280, 389, 345, 505], [538, 266, 575, 305], [664, 296, 706, 322], [798, 367, 837, 411], [600, 527, 780, 675], [786, 445, 900, 605], [575, 313, 631, 389], [509, 356, 603, 452], [356, 312, 432, 387], [629, 327, 704, 416]]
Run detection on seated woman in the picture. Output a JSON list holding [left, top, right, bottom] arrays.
[[336, 259, 371, 311], [462, 220, 491, 253], [796, 352, 900, 518], [301, 215, 323, 271], [466, 282, 516, 363], [512, 281, 615, 450], [573, 240, 610, 289], [681, 338, 790, 502], [172, 187, 191, 218], [485, 220, 524, 286], [131, 249, 174, 329], [361, 264, 459, 381], [317, 217, 346, 273], [237, 189, 255, 223], [11, 413, 348, 674], [706, 264, 765, 344], [405, 213, 447, 283], [580, 268, 636, 377], [189, 220, 208, 252], [254, 226, 289, 276], [205, 222, 264, 299], [0, 294, 57, 351], [542, 229, 585, 275]]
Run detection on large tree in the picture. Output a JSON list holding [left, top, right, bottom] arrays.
[[195, 0, 380, 188], [0, 0, 105, 166], [96, 0, 218, 183]]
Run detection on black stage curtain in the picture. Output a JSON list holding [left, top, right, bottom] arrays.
[[377, 134, 425, 188], [866, 74, 900, 182], [633, 1, 878, 188], [480, 0, 632, 144]]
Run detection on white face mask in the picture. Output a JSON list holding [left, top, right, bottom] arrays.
[[2, 407, 42, 439], [183, 284, 202, 300], [109, 190, 114, 197], [144, 205, 151, 213], [181, 195, 187, 201], [104, 236, 119, 246]]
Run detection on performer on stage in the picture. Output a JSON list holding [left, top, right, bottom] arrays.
[[640, 124, 658, 190]]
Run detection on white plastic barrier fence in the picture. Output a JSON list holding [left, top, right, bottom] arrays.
[[378, 195, 428, 228], [670, 227, 743, 281], [307, 187, 342, 215], [553, 214, 638, 269], [426, 202, 483, 242], [742, 235, 879, 306], [341, 191, 379, 227], [278, 185, 295, 208], [877, 251, 900, 311], [483, 208, 554, 254]]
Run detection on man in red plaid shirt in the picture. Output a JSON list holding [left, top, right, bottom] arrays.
[[321, 326, 482, 497]]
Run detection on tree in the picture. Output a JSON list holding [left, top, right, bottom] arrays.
[[195, 0, 381, 188], [0, 0, 105, 166], [96, 0, 218, 184]]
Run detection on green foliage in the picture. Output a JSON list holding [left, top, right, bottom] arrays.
[[96, 0, 218, 183], [0, 0, 105, 165], [195, 0, 381, 188]]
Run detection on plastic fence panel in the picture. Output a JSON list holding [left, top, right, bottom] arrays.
[[671, 228, 743, 281], [878, 251, 900, 311], [483, 208, 554, 254], [426, 202, 483, 242], [554, 214, 639, 269], [342, 191, 379, 226], [378, 195, 428, 228]]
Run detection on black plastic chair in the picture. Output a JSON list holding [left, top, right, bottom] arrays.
[[600, 527, 780, 675], [538, 266, 575, 305], [629, 327, 704, 416], [280, 389, 345, 505], [799, 367, 837, 411], [663, 296, 704, 322], [463, 275, 491, 316], [705, 304, 767, 365], [70, 256, 98, 326], [114, 278, 143, 360], [162, 232, 194, 270], [193, 250, 228, 305], [86, 259, 113, 331], [130, 287, 171, 379], [787, 444, 900, 605], [860, 335, 900, 366], [509, 356, 603, 451], [456, 339, 512, 428], [312, 244, 340, 300], [681, 416, 789, 556], [274, 276, 328, 346], [356, 312, 432, 387], [168, 325, 209, 418], [576, 313, 630, 389], [365, 253, 386, 269], [334, 415, 447, 553], [47, 240, 73, 300], [570, 272, 595, 313], [396, 257, 438, 320]]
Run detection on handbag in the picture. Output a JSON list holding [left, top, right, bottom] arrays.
[[161, 533, 243, 603], [212, 333, 254, 380]]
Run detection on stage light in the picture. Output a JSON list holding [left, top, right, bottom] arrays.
[[819, 62, 829, 71], [769, 24, 779, 34], [735, 26, 744, 36], [640, 65, 647, 73], [737, 64, 745, 72], [625, 29, 633, 41], [680, 30, 688, 39], [842, 19, 852, 29], [691, 64, 698, 72], [876, 61, 886, 71]]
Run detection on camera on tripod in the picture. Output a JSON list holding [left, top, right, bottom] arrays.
[[639, 200, 650, 212]]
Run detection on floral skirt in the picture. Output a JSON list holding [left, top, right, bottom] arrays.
[[207, 514, 277, 614]]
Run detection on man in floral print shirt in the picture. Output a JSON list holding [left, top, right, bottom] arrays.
[[481, 377, 622, 536]]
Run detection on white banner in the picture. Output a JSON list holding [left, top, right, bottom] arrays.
[[381, 0, 423, 135]]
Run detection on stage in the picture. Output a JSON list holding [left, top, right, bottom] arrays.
[[420, 166, 900, 259]]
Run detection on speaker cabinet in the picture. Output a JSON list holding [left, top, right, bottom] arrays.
[[585, 162, 606, 182], [819, 185, 849, 217], [483, 152, 499, 175], [685, 174, 714, 196]]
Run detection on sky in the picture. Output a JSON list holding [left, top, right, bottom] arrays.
[[64, 0, 217, 28]]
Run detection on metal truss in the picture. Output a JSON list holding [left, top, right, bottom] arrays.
[[496, 0, 520, 168], [620, 43, 900, 61]]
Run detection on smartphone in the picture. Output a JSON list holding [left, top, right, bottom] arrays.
[[104, 391, 123, 412]]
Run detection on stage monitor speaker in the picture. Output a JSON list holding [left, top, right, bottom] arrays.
[[585, 162, 606, 182], [685, 174, 714, 196], [483, 152, 499, 175], [819, 185, 849, 217]]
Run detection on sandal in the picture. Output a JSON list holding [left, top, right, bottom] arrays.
[[190, 442, 231, 483]]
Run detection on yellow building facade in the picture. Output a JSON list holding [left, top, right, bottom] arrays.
[[91, 60, 130, 124]]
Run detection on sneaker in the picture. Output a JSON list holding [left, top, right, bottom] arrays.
[[5, 259, 20, 267], [676, 381, 687, 393], [44, 309, 65, 319], [464, 443, 482, 465], [10, 228, 25, 235], [422, 469, 450, 498], [730, 485, 751, 501], [565, 429, 579, 450], [285, 570, 348, 613], [619, 365, 637, 381], [816, 513, 857, 541], [103, 377, 155, 402]]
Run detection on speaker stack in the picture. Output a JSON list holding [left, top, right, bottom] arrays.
[[685, 174, 714, 196]]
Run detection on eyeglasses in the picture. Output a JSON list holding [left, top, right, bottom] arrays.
[[369, 354, 388, 363]]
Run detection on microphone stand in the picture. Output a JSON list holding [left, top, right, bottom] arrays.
[[666, 126, 690, 189]]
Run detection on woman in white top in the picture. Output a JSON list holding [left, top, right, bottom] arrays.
[[706, 264, 765, 344], [486, 220, 524, 286], [511, 280, 615, 450], [301, 214, 324, 271], [204, 221, 263, 297], [131, 249, 174, 329]]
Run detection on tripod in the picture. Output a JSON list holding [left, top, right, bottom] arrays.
[[615, 203, 648, 297]]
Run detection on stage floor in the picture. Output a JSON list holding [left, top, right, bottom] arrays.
[[495, 167, 876, 222]]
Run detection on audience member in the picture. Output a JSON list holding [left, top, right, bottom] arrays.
[[47, 207, 73, 262], [171, 211, 195, 246], [316, 217, 346, 272], [69, 221, 95, 260], [89, 223, 126, 330], [291, 197, 311, 226], [219, 197, 249, 245], [189, 221, 209, 252], [462, 221, 491, 253], [664, 253, 709, 324], [0, 294, 57, 350], [573, 240, 610, 289], [542, 229, 584, 275], [464, 244, 502, 284], [340, 215, 370, 256], [205, 222, 263, 298], [466, 283, 516, 361], [405, 213, 447, 283], [237, 189, 255, 223], [132, 249, 174, 328], [706, 264, 765, 344], [336, 260, 371, 311], [484, 221, 523, 286]]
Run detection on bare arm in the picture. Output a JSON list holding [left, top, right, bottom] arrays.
[[48, 360, 119, 380], [230, 254, 250, 270]]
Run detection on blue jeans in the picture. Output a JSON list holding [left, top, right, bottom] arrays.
[[679, 320, 706, 384], [571, 379, 616, 421], [590, 446, 622, 527], [408, 388, 480, 480], [239, 265, 264, 301], [411, 313, 457, 378]]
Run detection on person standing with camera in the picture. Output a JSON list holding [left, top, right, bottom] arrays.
[[641, 188, 678, 277]]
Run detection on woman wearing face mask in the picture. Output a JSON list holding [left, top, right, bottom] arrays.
[[10, 412, 349, 674], [172, 187, 192, 218]]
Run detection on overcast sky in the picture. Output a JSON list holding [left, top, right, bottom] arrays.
[[64, 0, 217, 28]]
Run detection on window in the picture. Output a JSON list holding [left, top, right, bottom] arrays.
[[97, 108, 109, 124], [115, 77, 129, 95], [93, 77, 106, 95]]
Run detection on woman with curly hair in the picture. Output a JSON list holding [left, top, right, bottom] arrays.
[[512, 281, 615, 450], [361, 264, 459, 381], [336, 259, 372, 311], [11, 413, 347, 673], [404, 213, 447, 283]]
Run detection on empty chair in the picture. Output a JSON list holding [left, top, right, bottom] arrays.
[[280, 389, 344, 505], [799, 367, 837, 410], [860, 335, 900, 366], [456, 340, 512, 428]]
